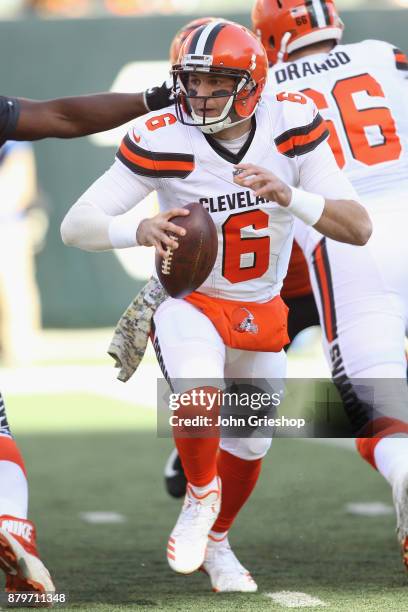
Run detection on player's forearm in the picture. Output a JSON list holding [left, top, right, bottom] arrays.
[[62, 160, 156, 250], [313, 199, 372, 246], [61, 201, 114, 251], [61, 199, 145, 251], [16, 93, 148, 140]]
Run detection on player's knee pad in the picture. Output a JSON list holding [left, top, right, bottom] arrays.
[[220, 436, 272, 460]]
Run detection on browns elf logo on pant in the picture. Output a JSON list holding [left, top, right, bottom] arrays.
[[231, 308, 259, 335]]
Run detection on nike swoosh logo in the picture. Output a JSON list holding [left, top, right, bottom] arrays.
[[133, 130, 141, 143]]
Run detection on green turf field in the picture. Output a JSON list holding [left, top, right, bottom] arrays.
[[3, 393, 407, 611]]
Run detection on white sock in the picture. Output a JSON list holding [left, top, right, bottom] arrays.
[[0, 460, 28, 518], [374, 436, 408, 486], [209, 530, 228, 544], [190, 475, 219, 497]]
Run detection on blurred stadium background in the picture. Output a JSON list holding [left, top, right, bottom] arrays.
[[1, 1, 408, 610]]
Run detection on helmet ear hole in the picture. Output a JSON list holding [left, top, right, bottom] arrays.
[[269, 35, 275, 49]]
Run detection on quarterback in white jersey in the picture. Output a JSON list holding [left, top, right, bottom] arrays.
[[61, 21, 370, 592], [253, 0, 408, 571]]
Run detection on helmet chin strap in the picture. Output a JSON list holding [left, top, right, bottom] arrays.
[[198, 118, 232, 135], [189, 92, 235, 134], [198, 113, 255, 135], [277, 32, 292, 64]]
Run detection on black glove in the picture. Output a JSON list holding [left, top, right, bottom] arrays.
[[144, 79, 174, 112]]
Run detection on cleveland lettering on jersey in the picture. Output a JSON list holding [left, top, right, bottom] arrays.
[[200, 191, 269, 214], [274, 51, 351, 85]]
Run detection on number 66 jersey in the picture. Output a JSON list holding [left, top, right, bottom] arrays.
[[84, 92, 357, 303], [268, 40, 408, 253]]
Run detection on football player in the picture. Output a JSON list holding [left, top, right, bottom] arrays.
[[0, 86, 174, 598], [146, 17, 320, 500], [61, 21, 370, 591], [252, 0, 408, 568]]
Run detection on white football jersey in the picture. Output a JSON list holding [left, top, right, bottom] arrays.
[[113, 91, 356, 302], [268, 40, 408, 200]]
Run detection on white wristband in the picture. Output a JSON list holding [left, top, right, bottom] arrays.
[[108, 215, 141, 249], [287, 187, 325, 226]]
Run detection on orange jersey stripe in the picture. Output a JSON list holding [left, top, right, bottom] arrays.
[[277, 121, 327, 156], [313, 242, 335, 343], [395, 52, 408, 64], [119, 141, 194, 173]]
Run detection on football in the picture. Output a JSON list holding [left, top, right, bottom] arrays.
[[155, 202, 218, 298]]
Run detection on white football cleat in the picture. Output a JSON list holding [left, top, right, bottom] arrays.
[[167, 478, 221, 574], [392, 472, 408, 570], [201, 535, 257, 592], [0, 516, 55, 605]]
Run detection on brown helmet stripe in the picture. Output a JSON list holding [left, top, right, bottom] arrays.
[[187, 21, 227, 56], [319, 0, 331, 25], [305, 0, 318, 28], [187, 26, 205, 55], [202, 22, 227, 55]]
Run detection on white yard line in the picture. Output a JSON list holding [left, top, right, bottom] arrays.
[[79, 512, 126, 524], [265, 591, 327, 608], [345, 502, 394, 516]]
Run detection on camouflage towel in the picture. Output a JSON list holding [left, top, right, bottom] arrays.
[[108, 277, 168, 382]]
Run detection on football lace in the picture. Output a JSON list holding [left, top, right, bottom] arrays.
[[161, 236, 178, 275]]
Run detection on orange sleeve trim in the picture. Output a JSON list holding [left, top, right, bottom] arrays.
[[277, 121, 328, 156], [119, 141, 194, 172]]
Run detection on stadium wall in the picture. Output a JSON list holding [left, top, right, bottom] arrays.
[[1, 11, 407, 327]]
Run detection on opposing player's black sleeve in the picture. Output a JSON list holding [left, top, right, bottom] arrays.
[[0, 96, 20, 146]]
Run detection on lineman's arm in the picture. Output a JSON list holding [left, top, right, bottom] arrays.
[[7, 81, 172, 140]]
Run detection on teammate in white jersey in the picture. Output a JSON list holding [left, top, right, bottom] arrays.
[[253, 0, 408, 570], [61, 21, 370, 592]]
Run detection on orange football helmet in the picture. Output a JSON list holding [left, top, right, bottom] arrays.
[[169, 17, 220, 65], [172, 20, 268, 134], [252, 0, 344, 65]]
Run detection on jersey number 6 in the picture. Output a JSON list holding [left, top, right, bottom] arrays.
[[222, 210, 270, 284]]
